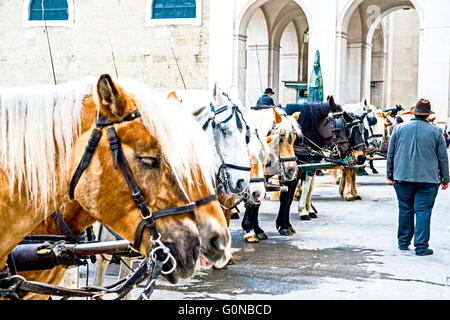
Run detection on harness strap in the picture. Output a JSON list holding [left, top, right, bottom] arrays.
[[194, 194, 218, 207], [107, 126, 160, 243], [279, 157, 297, 162], [51, 210, 81, 244], [69, 128, 102, 199]]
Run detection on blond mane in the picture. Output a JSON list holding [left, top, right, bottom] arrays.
[[0, 80, 95, 214], [0, 78, 215, 214]]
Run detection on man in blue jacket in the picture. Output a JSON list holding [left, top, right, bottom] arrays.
[[256, 88, 275, 107], [387, 99, 449, 256]]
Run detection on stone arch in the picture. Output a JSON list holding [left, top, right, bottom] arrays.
[[337, 0, 421, 106], [234, 0, 310, 105]]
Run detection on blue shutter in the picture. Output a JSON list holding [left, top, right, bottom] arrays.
[[152, 0, 196, 19], [29, 0, 69, 21]]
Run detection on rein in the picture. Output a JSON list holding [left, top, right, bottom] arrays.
[[1, 109, 219, 300]]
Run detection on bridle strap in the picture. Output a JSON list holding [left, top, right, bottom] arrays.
[[194, 194, 218, 207], [51, 210, 81, 244], [219, 163, 251, 172], [279, 157, 297, 162], [249, 178, 265, 183], [69, 111, 141, 199], [69, 128, 102, 199], [108, 126, 196, 250], [69, 110, 197, 252]]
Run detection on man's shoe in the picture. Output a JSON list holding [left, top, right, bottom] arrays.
[[416, 248, 433, 256], [398, 246, 409, 251]]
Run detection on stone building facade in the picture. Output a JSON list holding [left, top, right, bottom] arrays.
[[210, 0, 449, 122], [0, 0, 209, 91], [0, 0, 449, 121]]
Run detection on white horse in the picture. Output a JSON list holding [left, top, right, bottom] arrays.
[[174, 84, 251, 196]]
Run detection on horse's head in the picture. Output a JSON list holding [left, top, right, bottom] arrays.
[[343, 111, 367, 165], [246, 128, 268, 204], [266, 108, 300, 182], [203, 85, 251, 195], [72, 74, 202, 283], [169, 101, 231, 269], [320, 96, 351, 159]]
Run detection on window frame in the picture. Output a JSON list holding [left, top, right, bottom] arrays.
[[145, 0, 202, 27], [23, 0, 74, 28]]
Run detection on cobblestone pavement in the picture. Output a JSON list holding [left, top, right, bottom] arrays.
[[76, 157, 450, 300]]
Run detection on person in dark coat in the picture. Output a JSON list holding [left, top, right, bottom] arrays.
[[387, 99, 449, 256], [256, 88, 275, 106]]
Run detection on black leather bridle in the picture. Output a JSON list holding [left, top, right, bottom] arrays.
[[309, 111, 350, 158], [202, 94, 251, 194], [69, 110, 215, 254], [345, 115, 366, 151]]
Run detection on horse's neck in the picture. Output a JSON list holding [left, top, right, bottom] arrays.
[[0, 93, 97, 266], [31, 202, 96, 237]]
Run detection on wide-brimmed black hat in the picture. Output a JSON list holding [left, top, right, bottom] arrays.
[[264, 88, 275, 94], [413, 99, 435, 115]]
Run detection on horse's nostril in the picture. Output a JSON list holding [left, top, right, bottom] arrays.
[[210, 236, 221, 252], [193, 244, 200, 262], [236, 179, 245, 190], [251, 191, 261, 200]]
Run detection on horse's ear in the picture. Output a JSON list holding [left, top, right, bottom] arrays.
[[292, 111, 300, 121], [273, 108, 283, 124], [343, 111, 352, 122], [267, 133, 280, 146], [167, 91, 181, 103], [212, 82, 221, 105], [96, 74, 126, 118], [328, 95, 336, 110]]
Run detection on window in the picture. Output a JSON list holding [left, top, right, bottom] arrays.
[[23, 0, 73, 27], [152, 0, 196, 19], [29, 0, 69, 21], [145, 0, 201, 26]]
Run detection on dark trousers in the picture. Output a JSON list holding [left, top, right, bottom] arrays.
[[393, 181, 440, 254]]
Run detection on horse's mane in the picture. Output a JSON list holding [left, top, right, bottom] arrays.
[[284, 102, 342, 136], [116, 79, 215, 192], [0, 79, 215, 214], [0, 79, 95, 213]]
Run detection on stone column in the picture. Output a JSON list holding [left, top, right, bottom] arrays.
[[360, 42, 373, 103], [233, 33, 248, 105], [246, 43, 270, 106], [417, 26, 450, 121], [268, 44, 281, 104]]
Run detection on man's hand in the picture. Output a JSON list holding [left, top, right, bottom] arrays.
[[441, 183, 449, 190], [387, 179, 395, 185]]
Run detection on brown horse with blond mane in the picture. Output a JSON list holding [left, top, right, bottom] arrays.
[[0, 74, 230, 299]]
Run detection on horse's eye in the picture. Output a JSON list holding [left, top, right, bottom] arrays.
[[138, 156, 159, 169]]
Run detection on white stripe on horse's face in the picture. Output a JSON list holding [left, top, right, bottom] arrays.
[[213, 105, 251, 194]]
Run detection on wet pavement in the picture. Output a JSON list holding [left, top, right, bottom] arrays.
[[78, 158, 450, 300]]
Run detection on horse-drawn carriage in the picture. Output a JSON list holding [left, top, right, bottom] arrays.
[[1, 74, 392, 300]]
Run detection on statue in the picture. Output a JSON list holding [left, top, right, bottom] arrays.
[[308, 50, 323, 102]]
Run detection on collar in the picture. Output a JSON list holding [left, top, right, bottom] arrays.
[[411, 117, 428, 122]]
